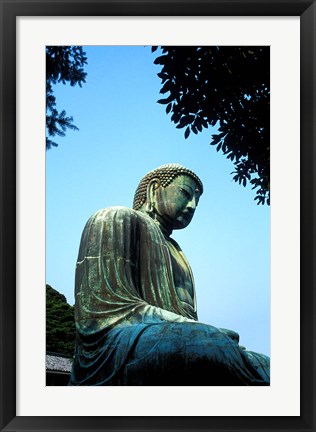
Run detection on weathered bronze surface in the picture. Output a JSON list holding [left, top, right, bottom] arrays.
[[69, 163, 270, 385]]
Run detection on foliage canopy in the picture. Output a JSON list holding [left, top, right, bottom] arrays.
[[46, 284, 75, 356], [46, 46, 87, 150], [152, 46, 270, 205]]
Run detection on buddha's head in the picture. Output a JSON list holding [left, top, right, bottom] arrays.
[[133, 163, 203, 234]]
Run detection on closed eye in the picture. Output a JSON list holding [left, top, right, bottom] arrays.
[[180, 188, 191, 199]]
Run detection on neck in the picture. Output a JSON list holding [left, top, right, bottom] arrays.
[[154, 217, 172, 237]]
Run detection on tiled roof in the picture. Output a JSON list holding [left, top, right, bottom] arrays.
[[46, 354, 73, 373]]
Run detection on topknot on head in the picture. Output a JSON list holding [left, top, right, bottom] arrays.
[[133, 163, 203, 210]]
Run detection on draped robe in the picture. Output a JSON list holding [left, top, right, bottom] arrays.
[[69, 206, 270, 385]]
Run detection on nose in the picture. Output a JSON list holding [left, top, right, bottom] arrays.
[[186, 196, 197, 212]]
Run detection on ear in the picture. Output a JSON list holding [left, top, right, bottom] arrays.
[[146, 178, 160, 205]]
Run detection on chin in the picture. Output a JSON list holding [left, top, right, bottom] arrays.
[[174, 220, 191, 230]]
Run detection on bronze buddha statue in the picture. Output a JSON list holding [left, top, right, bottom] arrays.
[[69, 163, 270, 385]]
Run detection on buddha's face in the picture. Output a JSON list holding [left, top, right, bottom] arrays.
[[153, 175, 201, 231]]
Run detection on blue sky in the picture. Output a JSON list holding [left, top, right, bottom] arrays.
[[46, 45, 270, 355]]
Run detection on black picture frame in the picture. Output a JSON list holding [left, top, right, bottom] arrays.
[[1, 0, 315, 431]]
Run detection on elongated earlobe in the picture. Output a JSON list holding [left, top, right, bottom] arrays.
[[145, 202, 154, 214], [145, 178, 160, 216]]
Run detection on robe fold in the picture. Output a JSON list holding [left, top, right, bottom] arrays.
[[69, 206, 270, 385]]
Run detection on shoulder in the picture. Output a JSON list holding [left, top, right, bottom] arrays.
[[83, 206, 164, 244], [92, 206, 136, 219], [88, 206, 151, 225]]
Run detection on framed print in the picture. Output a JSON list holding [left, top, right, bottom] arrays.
[[1, 0, 315, 431]]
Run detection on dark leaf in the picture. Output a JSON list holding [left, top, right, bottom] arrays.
[[196, 122, 203, 132], [154, 55, 167, 65], [157, 94, 174, 104], [157, 72, 169, 80], [160, 80, 172, 94], [166, 103, 172, 114], [171, 112, 181, 123], [200, 117, 209, 128]]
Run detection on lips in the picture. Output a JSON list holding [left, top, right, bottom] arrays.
[[179, 211, 194, 222]]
